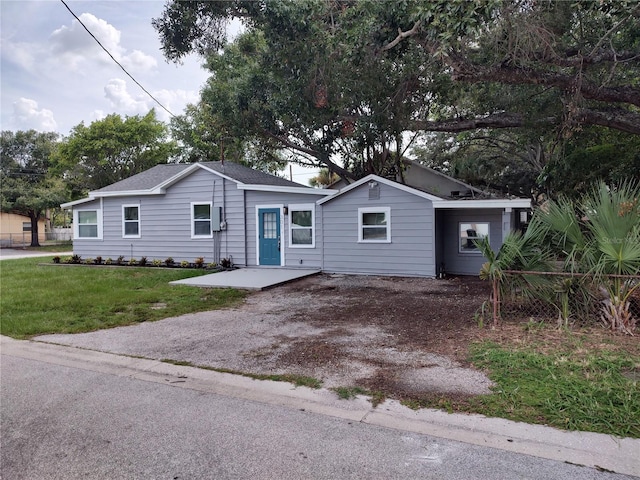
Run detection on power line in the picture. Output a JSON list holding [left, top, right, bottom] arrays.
[[59, 0, 176, 119]]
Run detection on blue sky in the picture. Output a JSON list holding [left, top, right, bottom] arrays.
[[1, 0, 210, 135], [0, 0, 320, 185]]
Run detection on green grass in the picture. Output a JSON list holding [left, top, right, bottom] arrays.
[[466, 343, 640, 438], [0, 257, 246, 339], [331, 386, 386, 406], [24, 243, 73, 252], [397, 342, 640, 438], [160, 359, 322, 389]]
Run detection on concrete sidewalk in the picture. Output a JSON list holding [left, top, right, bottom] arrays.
[[2, 336, 638, 477], [170, 267, 320, 290], [0, 248, 72, 260]]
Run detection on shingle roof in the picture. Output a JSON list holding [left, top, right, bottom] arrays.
[[200, 162, 305, 187], [92, 161, 307, 193]]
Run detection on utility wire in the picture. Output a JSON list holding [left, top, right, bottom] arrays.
[[59, 0, 176, 119]]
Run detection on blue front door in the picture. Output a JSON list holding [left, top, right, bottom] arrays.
[[258, 208, 281, 265]]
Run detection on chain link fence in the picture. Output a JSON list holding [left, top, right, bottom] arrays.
[[1, 229, 72, 248], [482, 271, 640, 334]]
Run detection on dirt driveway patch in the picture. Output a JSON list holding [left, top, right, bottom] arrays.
[[37, 274, 496, 401]]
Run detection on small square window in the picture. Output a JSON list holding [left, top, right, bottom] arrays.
[[459, 222, 489, 253], [191, 203, 212, 238], [358, 207, 391, 243], [75, 209, 101, 239], [123, 205, 140, 238], [289, 205, 315, 248]]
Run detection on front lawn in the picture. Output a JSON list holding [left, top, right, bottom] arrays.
[[0, 257, 245, 338]]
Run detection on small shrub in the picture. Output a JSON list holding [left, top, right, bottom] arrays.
[[84, 258, 94, 265], [207, 262, 217, 269], [105, 257, 113, 265], [164, 257, 174, 267], [63, 256, 74, 264], [116, 255, 125, 266], [52, 256, 61, 264], [128, 258, 137, 266], [95, 256, 102, 265], [138, 256, 147, 266], [180, 260, 190, 268], [71, 254, 82, 264], [221, 258, 233, 269], [194, 257, 205, 268], [152, 259, 162, 267]]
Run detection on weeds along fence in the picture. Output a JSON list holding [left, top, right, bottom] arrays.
[[487, 271, 640, 334]]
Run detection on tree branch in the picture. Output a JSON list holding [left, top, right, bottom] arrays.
[[451, 64, 640, 107], [410, 113, 556, 132], [575, 109, 640, 135], [381, 20, 421, 52], [410, 108, 640, 135], [262, 130, 356, 180]]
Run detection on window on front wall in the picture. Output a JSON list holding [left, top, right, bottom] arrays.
[[289, 204, 314, 248], [191, 202, 212, 238], [22, 222, 31, 232], [459, 222, 489, 253], [76, 209, 101, 239], [358, 207, 391, 243], [122, 205, 140, 238]]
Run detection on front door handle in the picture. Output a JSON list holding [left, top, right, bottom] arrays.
[[278, 238, 281, 251]]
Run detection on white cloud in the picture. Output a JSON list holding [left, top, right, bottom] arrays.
[[12, 98, 57, 132], [49, 13, 156, 72], [120, 49, 157, 71], [103, 78, 150, 115], [90, 110, 106, 122], [0, 40, 40, 73], [50, 13, 121, 69], [103, 79, 200, 122]]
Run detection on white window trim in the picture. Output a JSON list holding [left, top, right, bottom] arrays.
[[191, 202, 213, 239], [358, 207, 391, 243], [122, 204, 141, 238], [288, 203, 315, 249], [73, 208, 103, 240], [459, 222, 489, 254]]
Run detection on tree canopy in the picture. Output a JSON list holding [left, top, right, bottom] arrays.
[[55, 111, 177, 194], [0, 130, 67, 246], [154, 0, 640, 188]]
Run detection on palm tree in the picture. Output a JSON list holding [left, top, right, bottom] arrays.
[[477, 217, 553, 326], [538, 180, 640, 334], [309, 169, 339, 188]]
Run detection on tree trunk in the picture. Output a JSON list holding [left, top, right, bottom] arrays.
[[29, 211, 40, 247]]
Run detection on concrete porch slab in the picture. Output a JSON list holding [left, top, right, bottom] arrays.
[[170, 268, 321, 290]]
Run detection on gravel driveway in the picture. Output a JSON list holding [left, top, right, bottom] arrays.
[[36, 274, 494, 398]]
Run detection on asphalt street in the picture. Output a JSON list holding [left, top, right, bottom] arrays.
[[2, 345, 637, 480]]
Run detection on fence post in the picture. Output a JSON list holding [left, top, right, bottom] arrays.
[[493, 277, 500, 327]]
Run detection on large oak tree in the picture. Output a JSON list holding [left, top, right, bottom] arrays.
[[0, 130, 67, 247], [153, 0, 640, 184]]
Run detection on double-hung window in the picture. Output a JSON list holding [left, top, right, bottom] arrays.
[[358, 207, 391, 243], [459, 222, 489, 253], [75, 209, 102, 239], [122, 205, 140, 238], [191, 202, 212, 238], [289, 204, 315, 248]]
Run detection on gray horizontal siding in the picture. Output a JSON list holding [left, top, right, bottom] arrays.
[[245, 191, 326, 268], [321, 183, 435, 277], [71, 169, 246, 265], [439, 209, 503, 276]]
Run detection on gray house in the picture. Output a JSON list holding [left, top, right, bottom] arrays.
[[62, 161, 530, 276]]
